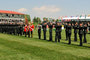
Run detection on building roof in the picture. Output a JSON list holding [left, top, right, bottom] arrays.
[[0, 10, 24, 15]]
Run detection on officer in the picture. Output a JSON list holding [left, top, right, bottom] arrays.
[[64, 23, 68, 40], [38, 24, 42, 39], [42, 22, 47, 40], [67, 23, 72, 44], [58, 22, 62, 40], [83, 23, 88, 43], [55, 22, 60, 42], [73, 22, 78, 41], [79, 23, 83, 46], [48, 22, 53, 41]]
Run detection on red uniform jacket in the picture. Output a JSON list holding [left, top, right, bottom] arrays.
[[30, 25, 34, 31], [24, 25, 28, 32]]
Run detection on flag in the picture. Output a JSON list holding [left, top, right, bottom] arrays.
[[65, 16, 67, 21], [25, 15, 28, 25]]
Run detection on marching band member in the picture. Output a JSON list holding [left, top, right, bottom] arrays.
[[30, 23, 34, 38], [24, 24, 28, 37]]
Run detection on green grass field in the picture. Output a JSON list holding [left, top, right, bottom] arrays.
[[0, 29, 90, 60]]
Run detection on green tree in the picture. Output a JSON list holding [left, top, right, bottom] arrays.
[[56, 19, 59, 22], [33, 17, 41, 24], [43, 17, 49, 22], [37, 17, 41, 23], [33, 17, 37, 23]]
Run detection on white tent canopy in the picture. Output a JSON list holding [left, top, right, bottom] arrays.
[[62, 17, 90, 20]]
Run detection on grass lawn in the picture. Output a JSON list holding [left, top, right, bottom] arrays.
[[0, 29, 90, 60]]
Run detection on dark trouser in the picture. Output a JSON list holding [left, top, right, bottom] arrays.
[[17, 31, 20, 36], [13, 29, 15, 35], [83, 33, 87, 43], [66, 30, 68, 40], [38, 30, 41, 39], [31, 31, 33, 38], [79, 34, 83, 46], [20, 30, 23, 36], [49, 29, 52, 41], [68, 33, 71, 44], [28, 31, 30, 38], [59, 31, 61, 40], [74, 33, 77, 41], [43, 30, 46, 40], [24, 32, 27, 37], [55, 32, 60, 42]]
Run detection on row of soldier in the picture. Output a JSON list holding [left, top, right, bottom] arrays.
[[0, 21, 90, 46], [0, 23, 23, 35], [38, 21, 90, 46], [0, 22, 34, 38]]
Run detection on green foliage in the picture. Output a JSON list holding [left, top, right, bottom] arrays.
[[27, 15, 31, 22], [43, 17, 49, 22], [56, 19, 59, 22], [33, 17, 41, 24]]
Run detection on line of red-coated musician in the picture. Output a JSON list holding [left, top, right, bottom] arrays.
[[24, 23, 34, 38]]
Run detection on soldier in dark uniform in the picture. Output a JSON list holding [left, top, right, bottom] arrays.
[[67, 23, 72, 44], [2, 23, 4, 33], [0, 23, 2, 33], [73, 22, 78, 41], [8, 23, 11, 34], [12, 24, 14, 34], [19, 25, 23, 36], [17, 25, 20, 36], [88, 22, 90, 33], [83, 23, 88, 43], [38, 24, 42, 39], [13, 23, 16, 35], [48, 22, 53, 41], [79, 23, 83, 46], [7, 23, 9, 34], [55, 22, 60, 42], [64, 23, 68, 40], [0, 23, 1, 33], [13, 24, 17, 35], [42, 22, 47, 40], [58, 22, 62, 40]]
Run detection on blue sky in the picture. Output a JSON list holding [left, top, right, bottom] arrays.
[[0, 0, 90, 20]]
